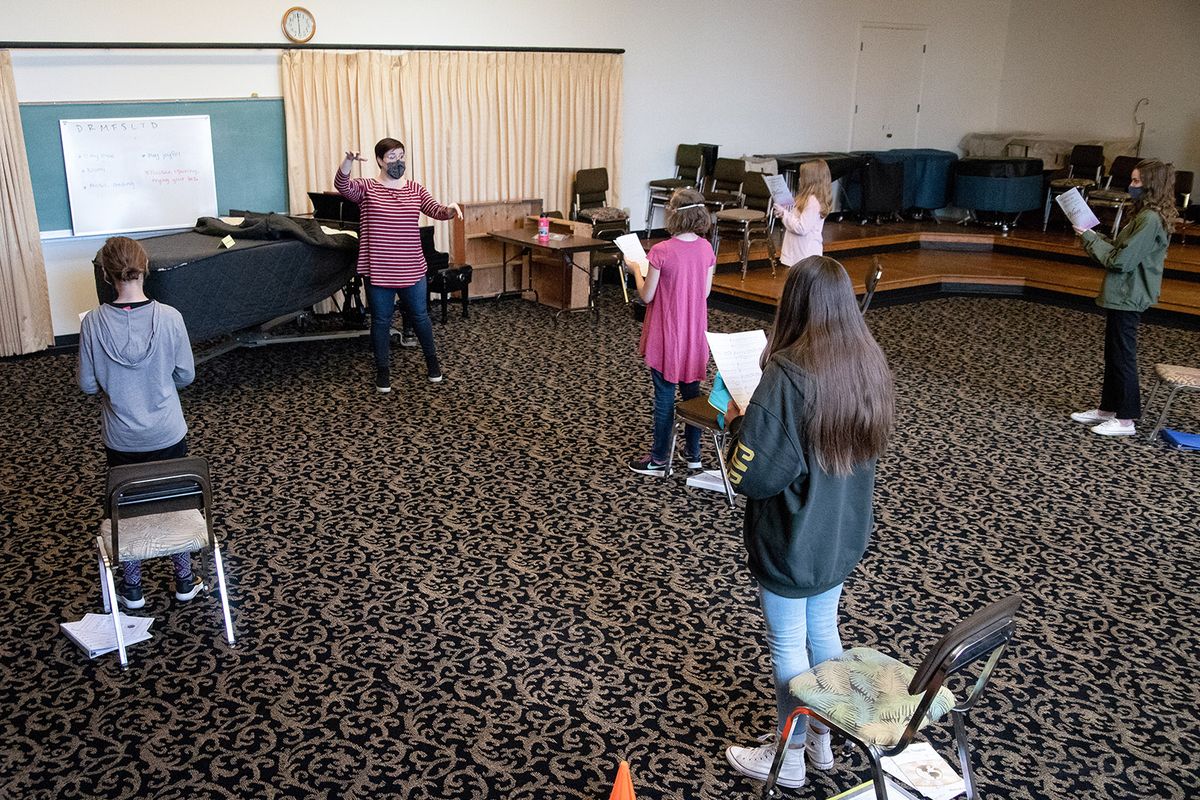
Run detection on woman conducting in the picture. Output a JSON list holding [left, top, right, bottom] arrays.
[[335, 138, 462, 392]]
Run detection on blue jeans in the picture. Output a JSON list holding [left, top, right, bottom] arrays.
[[367, 279, 439, 376], [759, 583, 845, 740], [651, 368, 700, 464]]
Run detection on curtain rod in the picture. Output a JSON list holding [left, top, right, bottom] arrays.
[[0, 41, 624, 54]]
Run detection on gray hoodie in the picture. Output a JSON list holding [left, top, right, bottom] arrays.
[[78, 301, 195, 452]]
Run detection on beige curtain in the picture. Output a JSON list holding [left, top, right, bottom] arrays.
[[0, 51, 54, 356], [282, 49, 622, 227]]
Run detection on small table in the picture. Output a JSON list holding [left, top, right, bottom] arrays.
[[487, 225, 613, 322]]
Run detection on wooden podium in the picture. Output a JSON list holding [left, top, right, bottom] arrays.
[[450, 199, 599, 310]]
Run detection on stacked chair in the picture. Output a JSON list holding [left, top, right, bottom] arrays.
[[1086, 155, 1140, 235], [1042, 144, 1105, 231], [644, 144, 704, 238], [712, 170, 777, 280], [702, 157, 748, 213]]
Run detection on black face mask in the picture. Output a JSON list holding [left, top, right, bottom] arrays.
[[1127, 186, 1143, 201], [386, 161, 406, 179]]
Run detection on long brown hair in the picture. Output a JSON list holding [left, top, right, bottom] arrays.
[[793, 159, 833, 218], [764, 255, 894, 474], [1134, 159, 1179, 234]]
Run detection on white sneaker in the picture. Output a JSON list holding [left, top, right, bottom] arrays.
[[1071, 409, 1114, 424], [1091, 418, 1136, 436], [726, 734, 806, 789], [806, 727, 834, 770]]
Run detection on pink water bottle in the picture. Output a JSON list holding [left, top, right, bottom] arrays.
[[537, 214, 550, 243]]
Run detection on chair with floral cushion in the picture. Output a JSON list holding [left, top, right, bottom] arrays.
[[762, 594, 1022, 800], [571, 168, 629, 291]]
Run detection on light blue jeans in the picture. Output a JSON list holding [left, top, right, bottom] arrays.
[[759, 582, 845, 742]]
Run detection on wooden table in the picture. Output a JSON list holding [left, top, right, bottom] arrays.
[[487, 224, 613, 321]]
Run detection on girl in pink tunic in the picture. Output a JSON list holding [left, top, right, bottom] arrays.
[[626, 188, 717, 475]]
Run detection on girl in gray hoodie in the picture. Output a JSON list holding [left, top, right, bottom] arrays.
[[79, 236, 200, 609]]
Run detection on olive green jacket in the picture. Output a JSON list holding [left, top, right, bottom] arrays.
[[1080, 209, 1168, 312]]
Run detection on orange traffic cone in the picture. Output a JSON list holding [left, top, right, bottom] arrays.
[[607, 760, 637, 800]]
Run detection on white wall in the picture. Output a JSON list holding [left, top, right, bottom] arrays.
[[4, 0, 1013, 337], [996, 0, 1200, 170]]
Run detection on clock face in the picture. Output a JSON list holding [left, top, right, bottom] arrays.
[[282, 7, 315, 43]]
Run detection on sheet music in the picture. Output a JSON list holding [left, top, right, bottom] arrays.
[[764, 174, 795, 208], [614, 233, 649, 277], [1054, 187, 1101, 231], [705, 330, 768, 410]]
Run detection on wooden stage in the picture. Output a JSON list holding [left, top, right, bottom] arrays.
[[709, 221, 1200, 320]]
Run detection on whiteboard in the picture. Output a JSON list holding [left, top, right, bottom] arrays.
[[59, 115, 219, 236]]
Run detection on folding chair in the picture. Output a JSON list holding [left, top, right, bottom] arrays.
[[762, 594, 1021, 800], [96, 456, 234, 668], [665, 396, 737, 508], [1143, 363, 1200, 442]]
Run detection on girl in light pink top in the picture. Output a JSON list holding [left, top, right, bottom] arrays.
[[625, 188, 717, 475], [775, 159, 832, 267]]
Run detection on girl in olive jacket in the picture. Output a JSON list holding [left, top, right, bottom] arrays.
[[1071, 159, 1177, 437], [723, 256, 895, 790]]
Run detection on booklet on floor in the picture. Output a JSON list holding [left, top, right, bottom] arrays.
[[881, 741, 966, 800], [60, 613, 154, 659]]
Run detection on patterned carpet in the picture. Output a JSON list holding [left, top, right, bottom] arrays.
[[1, 291, 1198, 799]]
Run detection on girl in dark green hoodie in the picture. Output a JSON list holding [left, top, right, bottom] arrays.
[[1071, 159, 1178, 437], [724, 256, 895, 789]]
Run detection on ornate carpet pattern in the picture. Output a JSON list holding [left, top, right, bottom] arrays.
[[1, 293, 1198, 799]]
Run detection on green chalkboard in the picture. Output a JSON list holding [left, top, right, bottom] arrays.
[[20, 98, 288, 234]]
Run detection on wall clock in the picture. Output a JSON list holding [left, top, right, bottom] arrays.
[[282, 7, 316, 44]]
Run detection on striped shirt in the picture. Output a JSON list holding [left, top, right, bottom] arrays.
[[334, 171, 456, 287]]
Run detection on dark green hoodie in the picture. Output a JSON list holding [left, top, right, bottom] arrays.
[[1079, 208, 1167, 312], [726, 353, 877, 599]]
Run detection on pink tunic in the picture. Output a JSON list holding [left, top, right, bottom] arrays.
[[779, 194, 825, 267], [638, 235, 715, 384]]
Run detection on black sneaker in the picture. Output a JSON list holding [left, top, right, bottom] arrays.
[[375, 367, 391, 393], [175, 575, 204, 602], [628, 455, 670, 476], [686, 455, 704, 471], [400, 331, 419, 348], [116, 580, 145, 609], [428, 372, 444, 384]]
